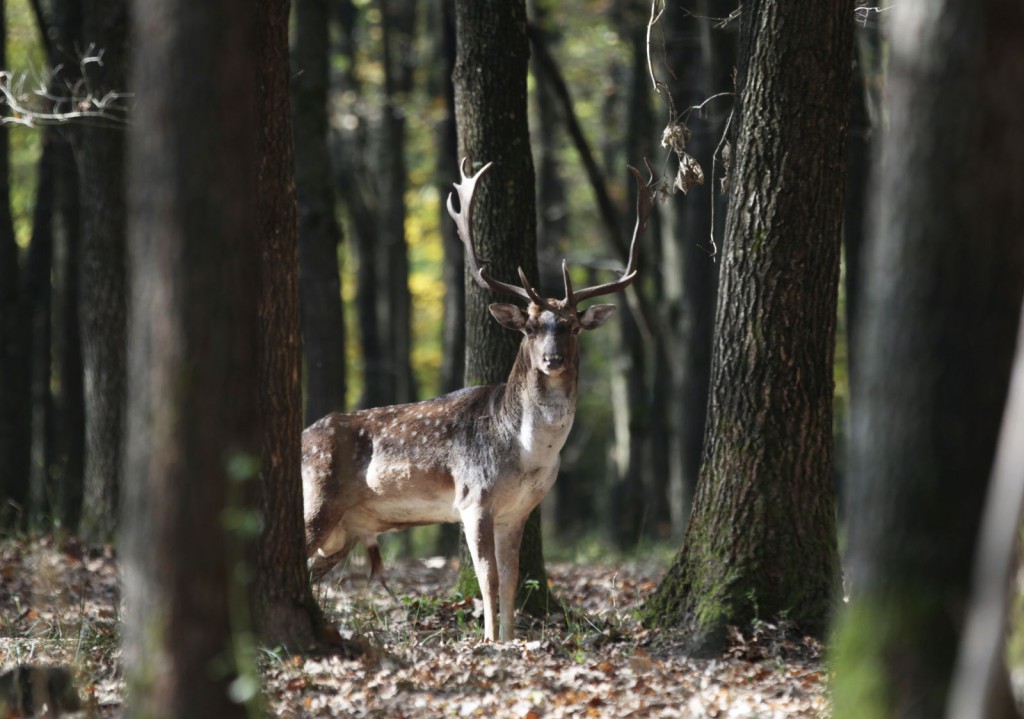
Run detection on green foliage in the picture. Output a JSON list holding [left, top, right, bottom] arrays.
[[5, 0, 46, 248]]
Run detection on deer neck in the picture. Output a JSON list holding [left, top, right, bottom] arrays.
[[498, 344, 578, 462]]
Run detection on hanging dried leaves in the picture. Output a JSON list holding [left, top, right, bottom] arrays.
[[661, 121, 705, 195]]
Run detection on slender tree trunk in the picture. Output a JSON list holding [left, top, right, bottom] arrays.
[[435, 0, 463, 398], [27, 0, 84, 530], [642, 0, 851, 654], [78, 0, 129, 542], [452, 0, 554, 617], [379, 0, 417, 405], [50, 141, 84, 528], [293, 0, 347, 425], [659, 0, 731, 530], [831, 2, 1024, 717], [122, 0, 259, 715], [26, 140, 55, 526], [0, 0, 32, 528], [432, 0, 463, 557], [251, 0, 327, 649]]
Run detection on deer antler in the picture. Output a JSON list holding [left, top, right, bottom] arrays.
[[447, 157, 658, 310], [446, 158, 550, 306], [566, 159, 658, 307]]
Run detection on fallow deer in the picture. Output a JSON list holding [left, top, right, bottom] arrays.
[[302, 158, 657, 641]]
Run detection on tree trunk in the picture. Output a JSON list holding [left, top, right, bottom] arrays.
[[435, 0, 463, 399], [642, 0, 851, 654], [26, 140, 55, 528], [50, 140, 84, 528], [121, 0, 259, 716], [0, 0, 32, 529], [252, 0, 327, 649], [451, 0, 553, 617], [293, 0, 346, 425], [78, 0, 128, 542], [27, 0, 84, 531], [659, 0, 731, 530], [431, 0, 462, 557], [379, 0, 418, 406], [831, 2, 1024, 717]]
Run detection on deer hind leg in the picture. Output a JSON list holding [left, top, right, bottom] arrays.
[[461, 508, 499, 641], [495, 520, 526, 641], [365, 540, 397, 600]]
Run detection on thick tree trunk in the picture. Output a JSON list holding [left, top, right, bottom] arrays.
[[642, 0, 851, 654], [122, 0, 259, 715], [78, 0, 128, 542], [293, 0, 346, 425], [831, 2, 1024, 717], [253, 0, 326, 649], [451, 0, 553, 617]]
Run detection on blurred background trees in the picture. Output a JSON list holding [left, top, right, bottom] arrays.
[[0, 0, 749, 554]]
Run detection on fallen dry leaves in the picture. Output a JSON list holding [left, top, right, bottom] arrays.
[[1, 537, 830, 717]]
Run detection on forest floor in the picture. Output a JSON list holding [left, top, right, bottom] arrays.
[[0, 535, 830, 717]]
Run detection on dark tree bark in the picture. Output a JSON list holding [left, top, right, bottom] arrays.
[[378, 0, 418, 406], [293, 0, 347, 425], [609, 16, 660, 548], [26, 0, 85, 529], [25, 141, 56, 527], [331, 1, 389, 410], [121, 0, 259, 716], [642, 0, 851, 653], [431, 0, 463, 557], [659, 0, 732, 529], [434, 0, 463, 398], [831, 2, 1024, 717], [77, 0, 129, 542], [49, 137, 84, 528], [0, 0, 32, 528], [451, 0, 554, 617], [252, 0, 326, 649]]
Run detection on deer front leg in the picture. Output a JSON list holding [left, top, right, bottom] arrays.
[[495, 520, 526, 641], [462, 509, 499, 641]]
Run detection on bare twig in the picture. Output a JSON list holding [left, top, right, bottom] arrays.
[[704, 107, 735, 259], [0, 47, 131, 128], [645, 0, 666, 92]]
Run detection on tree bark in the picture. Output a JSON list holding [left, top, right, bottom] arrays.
[[121, 0, 259, 715], [831, 2, 1024, 717], [378, 0, 418, 406], [253, 0, 327, 649], [0, 0, 32, 528], [451, 0, 554, 617], [293, 0, 346, 425], [78, 0, 129, 542], [642, 0, 851, 654], [659, 0, 731, 530], [432, 0, 463, 557]]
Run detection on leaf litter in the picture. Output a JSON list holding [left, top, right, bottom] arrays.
[[1, 537, 829, 717]]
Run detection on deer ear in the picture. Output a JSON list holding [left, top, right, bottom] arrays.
[[489, 303, 527, 331], [579, 303, 616, 330]]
